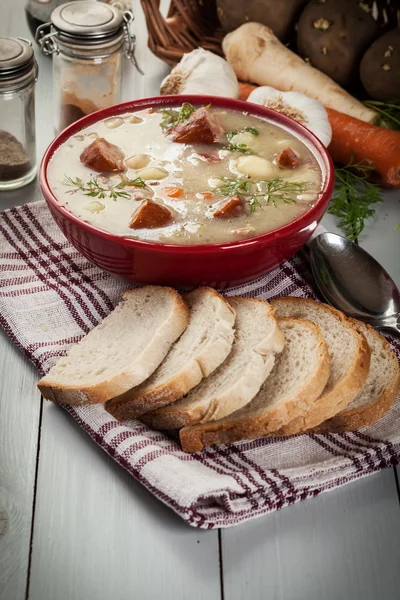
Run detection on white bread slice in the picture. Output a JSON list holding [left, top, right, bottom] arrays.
[[38, 287, 189, 405], [315, 319, 400, 432], [141, 297, 285, 430], [179, 318, 330, 453], [271, 297, 371, 435], [106, 287, 236, 420]]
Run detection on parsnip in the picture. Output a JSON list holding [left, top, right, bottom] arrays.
[[223, 23, 377, 123]]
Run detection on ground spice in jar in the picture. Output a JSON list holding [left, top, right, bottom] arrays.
[[60, 92, 99, 131], [0, 130, 31, 181]]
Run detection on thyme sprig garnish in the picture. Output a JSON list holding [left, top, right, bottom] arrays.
[[63, 175, 147, 201], [159, 102, 202, 132], [213, 176, 308, 212], [328, 160, 383, 240], [363, 99, 400, 130]]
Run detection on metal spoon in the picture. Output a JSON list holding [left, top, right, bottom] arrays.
[[309, 232, 400, 334]]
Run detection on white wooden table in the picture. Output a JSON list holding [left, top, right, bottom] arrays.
[[1, 2, 400, 599]]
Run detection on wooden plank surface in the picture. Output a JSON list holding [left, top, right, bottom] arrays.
[[222, 167, 400, 600], [0, 5, 49, 600], [0, 332, 41, 600], [0, 2, 399, 600], [25, 3, 220, 600], [28, 403, 220, 600], [357, 189, 400, 511], [358, 188, 400, 290], [222, 469, 400, 600]]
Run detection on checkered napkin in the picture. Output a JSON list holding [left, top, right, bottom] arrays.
[[1, 200, 399, 529]]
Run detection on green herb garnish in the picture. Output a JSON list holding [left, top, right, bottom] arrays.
[[226, 127, 259, 141], [63, 175, 147, 201], [328, 161, 383, 240], [226, 143, 256, 154], [225, 127, 259, 154], [363, 100, 400, 130], [213, 176, 308, 212], [159, 102, 196, 132]]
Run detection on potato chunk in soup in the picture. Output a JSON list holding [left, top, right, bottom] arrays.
[[47, 104, 323, 245]]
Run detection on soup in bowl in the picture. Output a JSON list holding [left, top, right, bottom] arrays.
[[40, 95, 334, 288]]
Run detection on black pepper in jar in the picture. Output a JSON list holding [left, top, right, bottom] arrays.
[[0, 130, 31, 182], [0, 37, 37, 189]]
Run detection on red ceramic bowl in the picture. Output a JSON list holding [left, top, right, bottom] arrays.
[[40, 95, 334, 289]]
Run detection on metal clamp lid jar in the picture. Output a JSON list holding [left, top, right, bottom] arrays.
[[0, 37, 38, 190], [36, 1, 142, 133]]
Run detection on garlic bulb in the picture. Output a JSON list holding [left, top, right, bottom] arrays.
[[160, 49, 239, 98], [247, 86, 332, 147], [109, 1, 132, 12]]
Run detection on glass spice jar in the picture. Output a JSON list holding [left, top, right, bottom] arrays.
[[25, 1, 133, 37], [36, 1, 141, 134], [0, 37, 38, 191]]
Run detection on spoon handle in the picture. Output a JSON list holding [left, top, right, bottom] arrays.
[[369, 314, 400, 335]]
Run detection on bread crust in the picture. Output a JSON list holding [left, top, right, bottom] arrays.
[[38, 287, 189, 405], [270, 298, 371, 435], [141, 297, 284, 430], [179, 318, 330, 453], [314, 321, 400, 432], [106, 288, 236, 420]]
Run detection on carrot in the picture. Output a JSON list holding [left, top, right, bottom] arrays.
[[163, 187, 184, 198], [223, 23, 377, 123], [200, 192, 213, 200], [238, 82, 258, 101], [326, 108, 400, 188]]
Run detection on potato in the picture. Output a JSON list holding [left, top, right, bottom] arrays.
[[229, 131, 257, 148], [236, 156, 276, 179], [84, 201, 105, 213], [216, 0, 307, 41], [296, 193, 315, 204], [137, 167, 169, 180], [360, 29, 400, 101], [125, 154, 151, 170], [125, 115, 143, 124], [208, 177, 225, 188], [296, 0, 379, 86], [104, 117, 124, 129]]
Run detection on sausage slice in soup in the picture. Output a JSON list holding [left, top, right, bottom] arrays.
[[47, 103, 323, 245]]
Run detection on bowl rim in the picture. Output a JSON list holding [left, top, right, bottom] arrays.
[[40, 94, 335, 254]]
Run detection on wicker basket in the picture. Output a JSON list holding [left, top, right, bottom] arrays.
[[140, 0, 224, 66], [140, 0, 400, 68]]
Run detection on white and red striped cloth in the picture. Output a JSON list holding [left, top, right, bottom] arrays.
[[1, 200, 399, 528]]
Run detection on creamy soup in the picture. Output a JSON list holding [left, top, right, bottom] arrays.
[[47, 104, 323, 245]]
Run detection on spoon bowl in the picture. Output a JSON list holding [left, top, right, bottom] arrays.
[[310, 232, 400, 334]]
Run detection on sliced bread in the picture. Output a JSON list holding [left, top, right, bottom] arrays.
[[141, 297, 285, 430], [315, 319, 400, 432], [270, 297, 371, 435], [179, 318, 330, 453], [38, 286, 189, 405], [106, 287, 236, 420]]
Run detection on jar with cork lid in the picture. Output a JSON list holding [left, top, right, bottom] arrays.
[[36, 1, 141, 134], [0, 37, 38, 190]]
